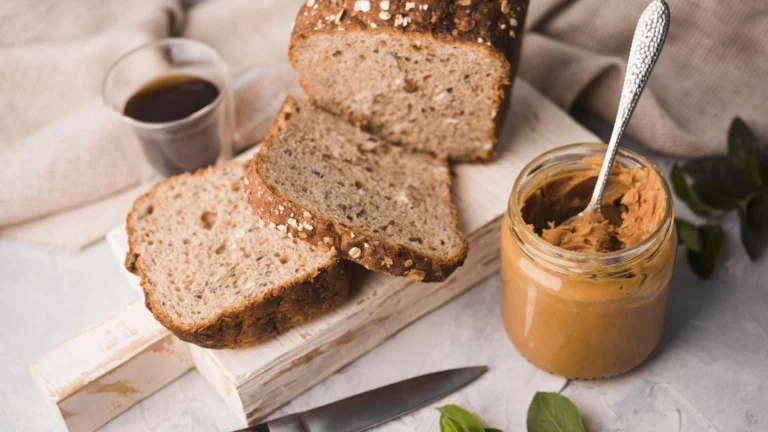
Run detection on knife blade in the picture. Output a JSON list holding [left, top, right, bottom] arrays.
[[235, 366, 487, 432]]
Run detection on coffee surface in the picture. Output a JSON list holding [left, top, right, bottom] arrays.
[[124, 75, 219, 123]]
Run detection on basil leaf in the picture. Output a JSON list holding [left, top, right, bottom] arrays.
[[437, 405, 486, 432], [440, 416, 461, 432], [693, 183, 741, 210], [485, 429, 503, 432], [675, 218, 702, 252], [527, 392, 587, 432], [728, 117, 760, 162], [739, 192, 768, 261], [683, 156, 751, 197], [670, 163, 710, 216], [687, 225, 724, 278], [744, 157, 764, 188]]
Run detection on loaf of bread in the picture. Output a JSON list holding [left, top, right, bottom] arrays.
[[245, 96, 468, 282], [125, 162, 349, 349], [289, 0, 528, 162]]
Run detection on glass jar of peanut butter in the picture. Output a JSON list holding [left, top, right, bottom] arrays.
[[501, 143, 677, 379]]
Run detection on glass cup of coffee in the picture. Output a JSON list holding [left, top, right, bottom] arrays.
[[103, 38, 236, 177]]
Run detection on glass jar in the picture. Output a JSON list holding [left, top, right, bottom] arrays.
[[500, 143, 677, 379]]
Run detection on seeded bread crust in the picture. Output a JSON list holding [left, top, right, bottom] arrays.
[[289, 0, 528, 161], [125, 163, 350, 349], [291, 0, 528, 63], [244, 97, 468, 282]]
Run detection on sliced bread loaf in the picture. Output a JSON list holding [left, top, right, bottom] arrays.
[[289, 0, 529, 162], [125, 162, 349, 349], [245, 96, 467, 282]]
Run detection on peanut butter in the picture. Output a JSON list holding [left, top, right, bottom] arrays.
[[521, 157, 665, 253], [500, 145, 677, 379]]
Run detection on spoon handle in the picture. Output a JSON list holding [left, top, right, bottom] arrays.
[[588, 0, 670, 211]]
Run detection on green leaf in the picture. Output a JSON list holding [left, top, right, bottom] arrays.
[[437, 405, 486, 432], [744, 157, 764, 188], [485, 429, 503, 432], [675, 218, 702, 252], [670, 163, 710, 216], [440, 416, 461, 432], [527, 392, 587, 432], [739, 192, 768, 261], [692, 183, 741, 210], [683, 156, 751, 197], [687, 225, 724, 278], [728, 117, 760, 162]]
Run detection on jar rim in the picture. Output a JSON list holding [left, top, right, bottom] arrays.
[[507, 143, 674, 267]]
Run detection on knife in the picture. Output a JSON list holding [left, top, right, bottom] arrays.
[[234, 366, 487, 432]]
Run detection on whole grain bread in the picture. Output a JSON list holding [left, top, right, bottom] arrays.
[[289, 0, 528, 162], [245, 96, 468, 282], [125, 162, 349, 349]]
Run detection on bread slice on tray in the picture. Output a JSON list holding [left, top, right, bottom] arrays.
[[289, 0, 529, 162], [125, 162, 349, 349], [245, 96, 467, 282]]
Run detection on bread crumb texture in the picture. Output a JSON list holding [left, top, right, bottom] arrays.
[[246, 96, 468, 282], [126, 162, 349, 349], [290, 0, 528, 161]]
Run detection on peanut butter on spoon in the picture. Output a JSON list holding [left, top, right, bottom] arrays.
[[522, 160, 665, 253]]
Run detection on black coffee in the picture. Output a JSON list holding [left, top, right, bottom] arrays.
[[124, 75, 223, 177], [124, 75, 219, 122]]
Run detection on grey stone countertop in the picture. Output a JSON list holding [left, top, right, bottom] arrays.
[[2, 137, 767, 431]]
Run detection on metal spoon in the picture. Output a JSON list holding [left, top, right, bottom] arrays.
[[563, 0, 670, 226]]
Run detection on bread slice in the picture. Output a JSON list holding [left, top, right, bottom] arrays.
[[245, 96, 467, 282], [125, 162, 349, 349], [289, 0, 529, 162]]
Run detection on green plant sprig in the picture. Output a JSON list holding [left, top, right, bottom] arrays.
[[672, 117, 768, 278]]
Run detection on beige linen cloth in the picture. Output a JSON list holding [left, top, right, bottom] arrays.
[[1, 0, 766, 251], [0, 0, 303, 251], [522, 0, 768, 156]]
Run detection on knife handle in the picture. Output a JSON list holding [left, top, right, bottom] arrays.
[[231, 423, 270, 432]]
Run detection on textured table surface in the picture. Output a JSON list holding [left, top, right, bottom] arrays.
[[3, 140, 767, 431]]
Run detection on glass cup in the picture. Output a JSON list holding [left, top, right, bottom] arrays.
[[103, 38, 237, 177]]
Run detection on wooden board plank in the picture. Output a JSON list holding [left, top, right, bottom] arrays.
[[34, 79, 599, 430], [30, 301, 193, 432], [237, 218, 503, 422]]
